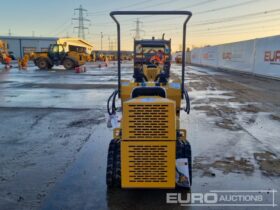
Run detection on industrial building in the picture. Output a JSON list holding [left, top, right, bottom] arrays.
[[0, 36, 58, 58]]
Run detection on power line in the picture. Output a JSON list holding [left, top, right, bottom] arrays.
[[88, 0, 205, 24], [131, 0, 182, 10], [190, 23, 280, 36], [117, 0, 151, 10], [77, 6, 280, 42], [181, 0, 218, 9], [38, 0, 279, 49], [47, 18, 72, 36], [123, 0, 219, 23], [145, 21, 280, 38], [195, 0, 262, 15], [191, 16, 280, 33], [49, 0, 261, 35], [87, 0, 152, 16], [140, 0, 262, 25], [52, 22, 73, 36], [144, 8, 280, 34], [49, 0, 201, 37], [192, 8, 280, 26], [72, 5, 90, 39], [87, 0, 264, 30], [141, 18, 280, 40]]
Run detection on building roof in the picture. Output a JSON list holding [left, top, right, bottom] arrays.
[[57, 37, 94, 48], [0, 35, 58, 41]]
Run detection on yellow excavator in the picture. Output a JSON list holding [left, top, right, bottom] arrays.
[[106, 11, 192, 189], [19, 44, 92, 70]]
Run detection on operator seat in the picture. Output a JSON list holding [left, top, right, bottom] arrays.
[[131, 86, 166, 98]]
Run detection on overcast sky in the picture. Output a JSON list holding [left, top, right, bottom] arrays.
[[0, 0, 279, 51]]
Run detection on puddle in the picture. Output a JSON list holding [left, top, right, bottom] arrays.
[[67, 116, 105, 128], [254, 151, 280, 176], [194, 156, 255, 177], [270, 114, 280, 121], [0, 88, 114, 109]]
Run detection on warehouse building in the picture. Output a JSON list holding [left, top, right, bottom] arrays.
[[0, 36, 58, 58]]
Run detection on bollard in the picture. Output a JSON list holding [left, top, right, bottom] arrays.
[[75, 66, 86, 73], [75, 66, 80, 73]]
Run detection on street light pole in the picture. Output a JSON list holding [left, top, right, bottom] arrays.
[[101, 32, 103, 50]]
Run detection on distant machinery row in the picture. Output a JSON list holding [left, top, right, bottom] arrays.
[[93, 50, 133, 62]]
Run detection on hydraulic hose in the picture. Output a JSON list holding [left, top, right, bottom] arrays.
[[107, 89, 119, 115], [112, 89, 118, 114], [107, 91, 114, 115], [183, 88, 190, 114]]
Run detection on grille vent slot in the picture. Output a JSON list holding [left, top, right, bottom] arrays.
[[127, 104, 169, 139], [128, 144, 168, 183]]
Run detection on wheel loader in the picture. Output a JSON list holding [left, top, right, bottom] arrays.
[[106, 11, 192, 189], [20, 44, 90, 70]]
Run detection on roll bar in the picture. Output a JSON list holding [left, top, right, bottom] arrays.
[[110, 11, 192, 98]]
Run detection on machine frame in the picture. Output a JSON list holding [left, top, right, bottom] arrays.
[[107, 10, 192, 189], [110, 11, 192, 98]]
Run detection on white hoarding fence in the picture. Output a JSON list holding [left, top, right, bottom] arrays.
[[254, 36, 280, 78], [218, 40, 255, 73], [190, 35, 280, 79], [200, 46, 218, 68], [191, 48, 201, 65]]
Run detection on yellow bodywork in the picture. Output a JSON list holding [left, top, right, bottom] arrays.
[[57, 37, 93, 55], [115, 45, 186, 189], [66, 51, 89, 65], [121, 141, 176, 188], [18, 50, 89, 69], [120, 80, 182, 114], [121, 96, 177, 188], [122, 97, 176, 141]]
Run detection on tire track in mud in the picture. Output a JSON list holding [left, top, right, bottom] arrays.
[[187, 68, 280, 178], [31, 113, 50, 129]]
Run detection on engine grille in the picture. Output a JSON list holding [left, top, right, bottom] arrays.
[[121, 141, 175, 188], [128, 144, 168, 183], [123, 98, 176, 140]]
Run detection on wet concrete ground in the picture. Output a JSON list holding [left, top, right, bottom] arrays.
[[0, 62, 279, 210]]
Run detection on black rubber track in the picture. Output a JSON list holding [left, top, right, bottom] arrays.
[[106, 139, 121, 188]]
